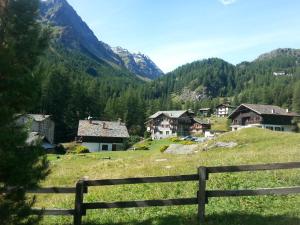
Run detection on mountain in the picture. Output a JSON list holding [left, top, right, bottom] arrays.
[[112, 47, 164, 80], [255, 48, 300, 62], [39, 0, 163, 80]]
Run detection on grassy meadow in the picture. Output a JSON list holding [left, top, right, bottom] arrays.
[[35, 128, 300, 225]]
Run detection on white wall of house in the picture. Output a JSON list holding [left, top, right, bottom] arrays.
[[231, 124, 294, 132], [150, 118, 177, 139], [216, 106, 230, 117], [82, 142, 124, 152], [82, 142, 100, 152]]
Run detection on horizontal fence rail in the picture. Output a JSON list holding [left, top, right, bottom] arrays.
[[31, 208, 75, 216], [85, 174, 198, 186], [3, 162, 299, 225], [206, 162, 300, 173], [84, 197, 198, 209]]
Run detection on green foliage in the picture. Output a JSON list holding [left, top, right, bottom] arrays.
[[75, 145, 89, 154], [170, 137, 180, 142], [0, 0, 49, 224], [125, 136, 141, 149], [180, 140, 194, 145], [292, 81, 300, 114], [159, 145, 169, 153]]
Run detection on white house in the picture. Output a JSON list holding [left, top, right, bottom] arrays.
[[77, 119, 129, 152]]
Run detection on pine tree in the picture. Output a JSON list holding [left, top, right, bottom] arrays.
[[0, 0, 49, 224], [292, 81, 300, 114]]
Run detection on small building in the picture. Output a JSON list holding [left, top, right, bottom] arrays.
[[199, 108, 211, 117], [190, 118, 211, 135], [77, 119, 129, 152], [16, 114, 55, 145], [228, 103, 299, 132], [146, 110, 195, 139], [215, 103, 235, 117], [146, 110, 211, 139]]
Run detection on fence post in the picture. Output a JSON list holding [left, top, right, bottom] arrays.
[[74, 180, 85, 225], [198, 166, 207, 224]]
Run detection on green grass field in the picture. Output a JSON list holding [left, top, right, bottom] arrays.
[[35, 128, 300, 225]]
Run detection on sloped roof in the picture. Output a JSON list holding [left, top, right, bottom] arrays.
[[149, 110, 189, 119], [28, 114, 51, 122], [193, 118, 211, 125], [229, 103, 299, 118], [77, 120, 130, 138]]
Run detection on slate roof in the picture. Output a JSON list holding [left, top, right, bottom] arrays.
[[229, 103, 299, 118], [77, 120, 130, 138], [28, 114, 51, 122], [149, 110, 189, 119], [193, 118, 211, 125]]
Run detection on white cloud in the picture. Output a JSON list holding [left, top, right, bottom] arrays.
[[219, 0, 238, 5]]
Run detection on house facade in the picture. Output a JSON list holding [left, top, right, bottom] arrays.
[[199, 108, 211, 117], [215, 103, 235, 117], [228, 104, 298, 132], [146, 110, 210, 139], [77, 119, 129, 152], [16, 114, 55, 144]]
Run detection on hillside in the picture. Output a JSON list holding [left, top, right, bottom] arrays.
[[145, 48, 300, 111], [40, 0, 163, 80], [35, 128, 300, 225]]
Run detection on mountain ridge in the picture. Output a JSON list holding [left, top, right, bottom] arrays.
[[39, 0, 163, 80]]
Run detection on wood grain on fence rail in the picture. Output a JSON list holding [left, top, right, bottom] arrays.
[[84, 197, 198, 209], [85, 174, 198, 186], [31, 208, 74, 216], [207, 186, 300, 197], [206, 162, 300, 173]]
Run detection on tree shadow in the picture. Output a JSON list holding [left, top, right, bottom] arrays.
[[83, 212, 300, 225]]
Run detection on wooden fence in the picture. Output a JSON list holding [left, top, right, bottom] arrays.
[[4, 162, 300, 225]]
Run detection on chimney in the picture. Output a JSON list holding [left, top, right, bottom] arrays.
[[271, 109, 275, 114], [103, 122, 106, 129], [286, 108, 289, 113], [118, 118, 122, 125], [88, 116, 92, 124]]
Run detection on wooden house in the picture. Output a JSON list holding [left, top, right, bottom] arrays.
[[228, 104, 299, 132], [190, 118, 211, 135], [199, 108, 212, 117], [215, 103, 235, 117], [77, 119, 129, 152], [146, 110, 210, 139]]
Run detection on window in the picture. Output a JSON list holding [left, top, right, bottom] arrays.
[[102, 145, 108, 151], [275, 127, 281, 131], [166, 131, 169, 135]]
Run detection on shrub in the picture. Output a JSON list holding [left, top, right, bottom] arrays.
[[181, 140, 194, 145], [125, 135, 141, 149], [75, 145, 89, 154], [55, 144, 66, 154], [135, 143, 150, 150], [170, 137, 180, 142], [159, 145, 169, 153]]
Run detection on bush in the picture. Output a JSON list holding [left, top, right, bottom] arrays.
[[55, 144, 66, 154], [181, 140, 194, 145], [134, 143, 150, 150], [75, 145, 89, 154], [125, 135, 141, 149], [144, 131, 151, 139], [170, 137, 180, 142], [159, 145, 169, 153]]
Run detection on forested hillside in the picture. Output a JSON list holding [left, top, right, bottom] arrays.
[[34, 1, 300, 143]]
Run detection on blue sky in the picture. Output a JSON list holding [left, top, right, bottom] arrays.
[[68, 0, 300, 72]]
